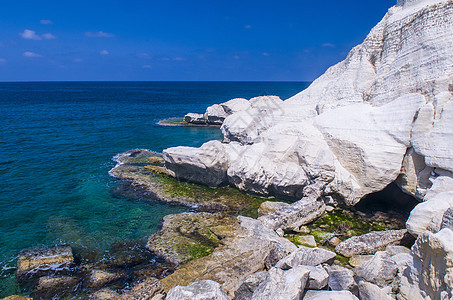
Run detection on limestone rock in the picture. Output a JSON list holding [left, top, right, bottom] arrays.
[[348, 255, 373, 267], [304, 290, 359, 300], [35, 276, 79, 299], [205, 104, 228, 125], [160, 216, 296, 297], [409, 228, 453, 299], [358, 281, 393, 300], [87, 269, 126, 289], [163, 140, 230, 187], [441, 205, 453, 230], [250, 266, 309, 300], [16, 245, 74, 276], [220, 98, 250, 115], [257, 201, 290, 217], [183, 113, 206, 124], [89, 288, 120, 300], [234, 271, 268, 300], [305, 265, 329, 290], [117, 277, 163, 300], [354, 251, 398, 287], [258, 197, 326, 232], [0, 296, 32, 300], [275, 246, 336, 269], [297, 235, 317, 248], [335, 229, 408, 257], [166, 280, 229, 300], [327, 265, 358, 295]]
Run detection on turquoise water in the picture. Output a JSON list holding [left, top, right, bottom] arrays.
[[0, 81, 309, 296]]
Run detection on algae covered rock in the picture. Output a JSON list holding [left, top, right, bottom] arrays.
[[16, 245, 74, 278], [147, 212, 238, 265]]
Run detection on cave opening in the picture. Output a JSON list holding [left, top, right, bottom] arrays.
[[353, 182, 420, 218]]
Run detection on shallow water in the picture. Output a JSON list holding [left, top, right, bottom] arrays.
[[0, 81, 309, 296]]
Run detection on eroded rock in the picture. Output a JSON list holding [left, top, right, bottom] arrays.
[[275, 246, 336, 270], [117, 277, 163, 300], [166, 280, 229, 300], [354, 251, 398, 287]]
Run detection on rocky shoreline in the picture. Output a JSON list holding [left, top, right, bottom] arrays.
[[4, 0, 453, 299]]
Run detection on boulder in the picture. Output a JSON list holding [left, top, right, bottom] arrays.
[[335, 229, 408, 257], [160, 216, 296, 297], [89, 288, 120, 300], [205, 104, 228, 125], [163, 141, 230, 187], [275, 246, 336, 269], [327, 265, 358, 295], [183, 113, 206, 124], [250, 266, 309, 300], [233, 271, 268, 300], [358, 281, 393, 300], [16, 245, 74, 274], [297, 235, 317, 247], [166, 280, 229, 300], [87, 269, 126, 289], [35, 276, 79, 299], [348, 255, 374, 268], [303, 290, 359, 300], [258, 197, 326, 232], [305, 265, 329, 290], [117, 277, 163, 300], [220, 98, 250, 114], [354, 251, 398, 287], [0, 297, 32, 300], [409, 228, 453, 299], [441, 205, 453, 231], [257, 201, 290, 217]]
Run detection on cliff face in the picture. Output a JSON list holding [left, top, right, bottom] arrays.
[[163, 0, 453, 236]]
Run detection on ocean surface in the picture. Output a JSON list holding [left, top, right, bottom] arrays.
[[0, 81, 309, 296]]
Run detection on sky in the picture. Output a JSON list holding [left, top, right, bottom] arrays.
[[0, 0, 393, 81]]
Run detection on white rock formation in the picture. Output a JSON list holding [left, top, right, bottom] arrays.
[[164, 0, 453, 211]]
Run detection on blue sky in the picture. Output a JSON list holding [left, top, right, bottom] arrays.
[[0, 1, 393, 81]]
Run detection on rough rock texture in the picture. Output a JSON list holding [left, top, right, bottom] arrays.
[[441, 205, 453, 230], [327, 265, 358, 295], [348, 255, 374, 267], [147, 212, 238, 265], [358, 281, 394, 300], [250, 266, 309, 300], [304, 290, 359, 300], [406, 175, 453, 236], [0, 297, 33, 300], [164, 0, 453, 209], [35, 276, 79, 299], [166, 280, 229, 300], [183, 113, 206, 124], [275, 247, 336, 269], [116, 277, 163, 300], [354, 251, 398, 287], [233, 271, 268, 300], [335, 229, 408, 257], [257, 201, 290, 217], [305, 265, 329, 290], [89, 288, 120, 300], [87, 269, 126, 289], [160, 216, 296, 297], [409, 228, 453, 299], [258, 197, 325, 232]]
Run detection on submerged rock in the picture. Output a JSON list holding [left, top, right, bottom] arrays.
[[34, 276, 80, 299], [166, 280, 229, 300], [117, 277, 163, 300], [335, 229, 408, 257], [16, 245, 74, 278], [89, 288, 120, 300]]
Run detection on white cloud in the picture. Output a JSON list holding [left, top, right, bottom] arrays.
[[233, 55, 240, 60], [322, 43, 336, 48], [74, 58, 84, 62], [20, 29, 41, 40], [173, 57, 184, 61], [137, 53, 150, 58], [85, 31, 115, 38], [42, 33, 56, 40], [262, 52, 270, 56], [0, 58, 6, 63], [100, 50, 109, 55], [40, 20, 53, 24], [23, 51, 41, 58], [19, 29, 56, 40], [244, 25, 252, 29], [142, 65, 152, 69]]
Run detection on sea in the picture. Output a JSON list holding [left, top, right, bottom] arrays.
[[0, 81, 310, 296]]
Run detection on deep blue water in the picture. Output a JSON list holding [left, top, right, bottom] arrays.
[[0, 81, 309, 296]]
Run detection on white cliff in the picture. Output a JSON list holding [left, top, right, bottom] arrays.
[[164, 0, 453, 234]]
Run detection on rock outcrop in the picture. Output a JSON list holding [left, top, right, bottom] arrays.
[[163, 0, 453, 215]]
